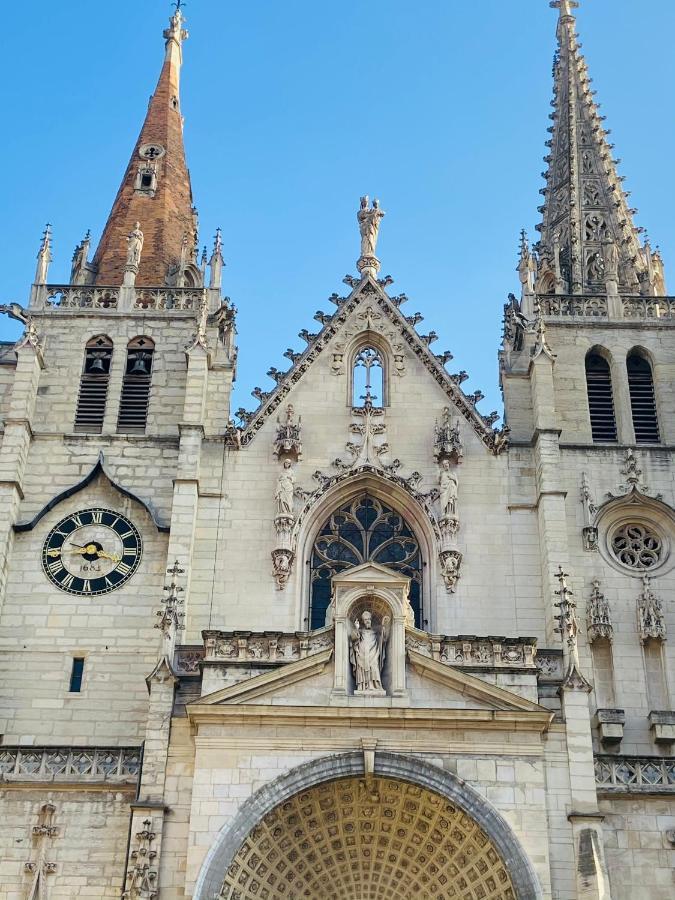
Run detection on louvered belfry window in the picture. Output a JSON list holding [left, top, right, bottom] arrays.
[[117, 337, 154, 433], [627, 352, 659, 444], [74, 336, 113, 433], [585, 352, 617, 443]]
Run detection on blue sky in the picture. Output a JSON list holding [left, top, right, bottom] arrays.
[[3, 0, 674, 418]]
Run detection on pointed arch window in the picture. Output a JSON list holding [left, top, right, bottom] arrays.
[[352, 346, 384, 407], [627, 352, 659, 444], [74, 336, 113, 433], [585, 351, 617, 443], [309, 494, 422, 630], [117, 337, 155, 433]]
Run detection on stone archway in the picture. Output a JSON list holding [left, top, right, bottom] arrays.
[[193, 753, 543, 900]]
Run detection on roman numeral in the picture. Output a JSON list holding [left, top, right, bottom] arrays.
[[91, 511, 103, 525], [71, 514, 84, 528], [47, 560, 64, 575], [118, 530, 135, 540], [82, 580, 92, 593], [116, 562, 133, 576], [61, 573, 75, 590], [122, 546, 138, 557], [104, 577, 114, 589]]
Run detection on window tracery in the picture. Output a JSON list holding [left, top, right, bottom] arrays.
[[610, 523, 662, 571], [352, 346, 384, 407], [309, 495, 422, 630]]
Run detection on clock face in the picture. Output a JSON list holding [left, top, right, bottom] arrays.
[[42, 508, 142, 596]]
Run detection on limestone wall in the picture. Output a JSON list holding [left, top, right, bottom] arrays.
[[0, 789, 133, 899]]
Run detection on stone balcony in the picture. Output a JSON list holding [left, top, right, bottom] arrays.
[[595, 754, 675, 794], [0, 745, 141, 785]]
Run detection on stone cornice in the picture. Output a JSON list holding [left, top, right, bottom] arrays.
[[187, 703, 553, 733]]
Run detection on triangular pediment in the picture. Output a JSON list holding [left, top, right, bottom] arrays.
[[406, 649, 547, 714], [333, 561, 410, 589], [192, 647, 334, 707], [236, 275, 504, 455]]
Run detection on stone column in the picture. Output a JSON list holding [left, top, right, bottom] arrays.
[[122, 657, 177, 899], [166, 340, 209, 641], [530, 349, 571, 645], [0, 332, 44, 615]]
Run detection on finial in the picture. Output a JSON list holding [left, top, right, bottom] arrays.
[[550, 0, 579, 18], [35, 223, 53, 285]]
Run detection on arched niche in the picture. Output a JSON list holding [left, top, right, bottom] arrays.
[[328, 560, 413, 700]]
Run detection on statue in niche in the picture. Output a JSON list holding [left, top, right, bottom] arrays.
[[603, 238, 619, 280], [349, 609, 390, 693], [438, 459, 459, 518], [126, 222, 144, 267], [357, 196, 385, 259], [274, 459, 295, 518]]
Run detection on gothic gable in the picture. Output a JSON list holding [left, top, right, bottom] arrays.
[[235, 275, 506, 455]]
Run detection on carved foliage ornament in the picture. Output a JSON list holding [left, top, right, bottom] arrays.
[[637, 575, 666, 643], [122, 819, 158, 900], [587, 579, 613, 644]]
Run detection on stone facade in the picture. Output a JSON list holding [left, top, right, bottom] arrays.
[[1, 4, 674, 899]]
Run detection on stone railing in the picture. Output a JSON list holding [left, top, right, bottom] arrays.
[[621, 296, 675, 319], [540, 293, 675, 321], [595, 755, 675, 794], [42, 285, 206, 312], [405, 631, 538, 669], [540, 295, 608, 318], [46, 285, 119, 309], [0, 746, 141, 783], [134, 288, 204, 311], [203, 629, 334, 664]]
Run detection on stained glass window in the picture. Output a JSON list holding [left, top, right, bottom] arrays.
[[309, 494, 422, 630]]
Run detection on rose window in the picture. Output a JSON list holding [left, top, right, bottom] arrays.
[[610, 523, 662, 570]]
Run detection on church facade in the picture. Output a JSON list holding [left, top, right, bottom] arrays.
[[1, 2, 674, 898]]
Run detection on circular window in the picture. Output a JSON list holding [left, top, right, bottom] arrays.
[[139, 143, 165, 160], [610, 522, 663, 570]]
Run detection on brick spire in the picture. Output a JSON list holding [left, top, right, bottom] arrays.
[[92, 7, 196, 286]]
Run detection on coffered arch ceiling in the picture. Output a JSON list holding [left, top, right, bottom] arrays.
[[219, 775, 516, 900]]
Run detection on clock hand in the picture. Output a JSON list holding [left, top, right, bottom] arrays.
[[96, 550, 122, 563], [46, 549, 62, 558], [67, 546, 89, 555]]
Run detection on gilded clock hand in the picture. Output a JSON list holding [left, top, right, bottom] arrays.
[[96, 550, 122, 563], [46, 549, 62, 558]]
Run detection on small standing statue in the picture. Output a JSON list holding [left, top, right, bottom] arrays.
[[438, 459, 459, 519], [274, 459, 295, 518], [349, 610, 390, 693], [357, 196, 385, 276], [126, 222, 144, 268]]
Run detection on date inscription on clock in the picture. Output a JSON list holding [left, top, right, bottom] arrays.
[[42, 508, 142, 595]]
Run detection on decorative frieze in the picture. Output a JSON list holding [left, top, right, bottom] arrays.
[[404, 632, 537, 669], [0, 746, 141, 782], [173, 645, 204, 674], [203, 629, 333, 664], [46, 285, 119, 309]]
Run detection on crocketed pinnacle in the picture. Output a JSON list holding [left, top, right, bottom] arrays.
[[536, 1, 651, 294], [92, 8, 196, 286]]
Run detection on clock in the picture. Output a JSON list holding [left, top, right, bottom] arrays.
[[42, 508, 142, 596]]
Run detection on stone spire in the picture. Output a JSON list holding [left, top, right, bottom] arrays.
[[91, 7, 196, 287], [536, 1, 656, 295]]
